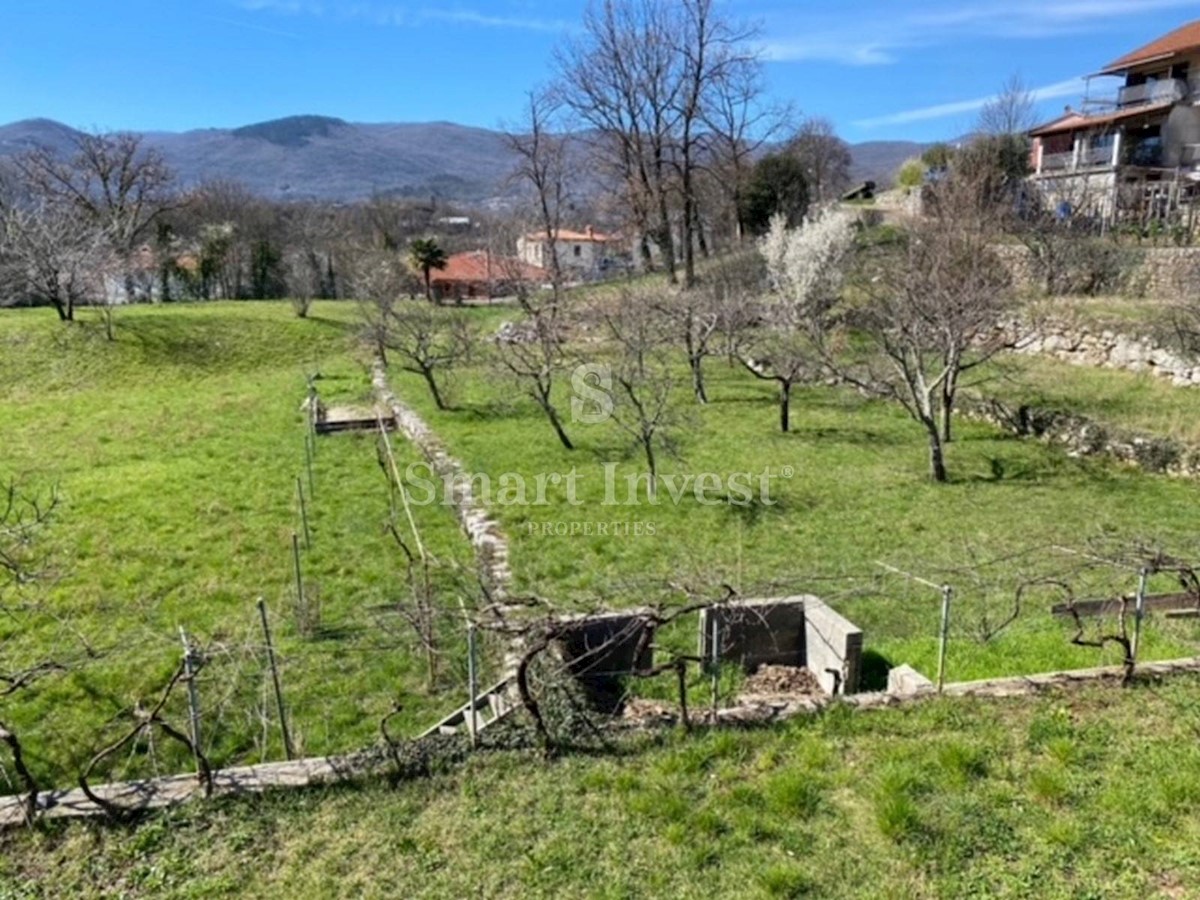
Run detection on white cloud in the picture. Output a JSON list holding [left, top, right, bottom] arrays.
[[238, 0, 325, 13], [235, 0, 572, 32], [760, 39, 895, 66], [762, 0, 1200, 69], [421, 8, 574, 32], [854, 77, 1087, 128]]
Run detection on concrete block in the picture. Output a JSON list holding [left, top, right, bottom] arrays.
[[553, 611, 653, 712], [886, 664, 934, 697], [804, 598, 863, 696], [699, 596, 865, 696], [699, 599, 807, 671]]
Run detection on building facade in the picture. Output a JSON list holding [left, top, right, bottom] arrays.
[[515, 227, 619, 280], [1028, 19, 1200, 228]]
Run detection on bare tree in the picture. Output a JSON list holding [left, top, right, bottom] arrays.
[[282, 203, 339, 316], [558, 0, 684, 285], [15, 132, 175, 251], [557, 0, 763, 286], [604, 293, 680, 496], [787, 117, 853, 205], [14, 132, 176, 303], [843, 192, 1014, 479], [738, 325, 817, 434], [672, 0, 759, 287], [0, 202, 112, 322], [762, 177, 1016, 482], [0, 480, 56, 594], [285, 250, 317, 319], [654, 287, 720, 403], [505, 89, 570, 308], [977, 74, 1037, 137], [700, 54, 788, 245], [496, 300, 578, 451], [350, 247, 419, 367], [706, 251, 763, 364], [385, 303, 474, 411]]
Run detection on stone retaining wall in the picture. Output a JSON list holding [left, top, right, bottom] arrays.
[[8, 654, 1198, 828], [993, 244, 1200, 300], [999, 317, 1200, 387], [371, 360, 512, 603], [960, 397, 1200, 477]]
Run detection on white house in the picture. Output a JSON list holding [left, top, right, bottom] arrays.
[[516, 226, 619, 279]]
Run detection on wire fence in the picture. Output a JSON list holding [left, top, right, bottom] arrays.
[[6, 377, 1200, 806]]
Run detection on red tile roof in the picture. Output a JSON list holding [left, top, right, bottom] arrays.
[[432, 251, 546, 284], [1029, 101, 1173, 138], [1100, 19, 1200, 74]]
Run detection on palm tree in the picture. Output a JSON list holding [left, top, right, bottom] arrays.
[[408, 238, 448, 302]]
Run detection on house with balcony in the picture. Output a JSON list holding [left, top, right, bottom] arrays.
[[1029, 19, 1200, 227]]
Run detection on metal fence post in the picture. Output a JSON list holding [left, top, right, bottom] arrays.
[[937, 585, 953, 693], [257, 598, 295, 760], [304, 434, 315, 501], [297, 477, 311, 550], [179, 626, 203, 774], [710, 612, 720, 722], [1131, 567, 1149, 665], [467, 623, 479, 749]]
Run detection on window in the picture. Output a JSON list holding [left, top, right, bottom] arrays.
[[573, 245, 582, 257]]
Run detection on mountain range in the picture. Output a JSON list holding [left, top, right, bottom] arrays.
[[0, 115, 929, 205]]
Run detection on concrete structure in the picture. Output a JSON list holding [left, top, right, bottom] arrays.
[[887, 664, 935, 697], [516, 227, 620, 279], [1028, 19, 1200, 227], [552, 611, 654, 711], [699, 596, 864, 695]]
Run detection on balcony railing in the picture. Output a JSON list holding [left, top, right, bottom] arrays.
[[1038, 147, 1116, 174], [1118, 78, 1188, 108], [1126, 141, 1165, 168], [1081, 145, 1116, 167], [1040, 151, 1075, 172]]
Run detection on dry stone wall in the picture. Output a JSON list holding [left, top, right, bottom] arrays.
[[1001, 318, 1200, 387], [960, 397, 1200, 478], [994, 244, 1200, 300], [371, 360, 512, 603]]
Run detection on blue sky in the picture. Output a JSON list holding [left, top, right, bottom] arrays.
[[2, 0, 1199, 143]]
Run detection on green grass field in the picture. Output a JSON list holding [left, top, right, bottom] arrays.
[[4, 297, 1200, 800], [0, 303, 480, 788], [387, 327, 1200, 686], [4, 676, 1200, 898], [987, 352, 1200, 444]]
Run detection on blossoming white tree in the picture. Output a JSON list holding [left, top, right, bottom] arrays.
[[747, 210, 855, 432], [759, 180, 1014, 482]]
